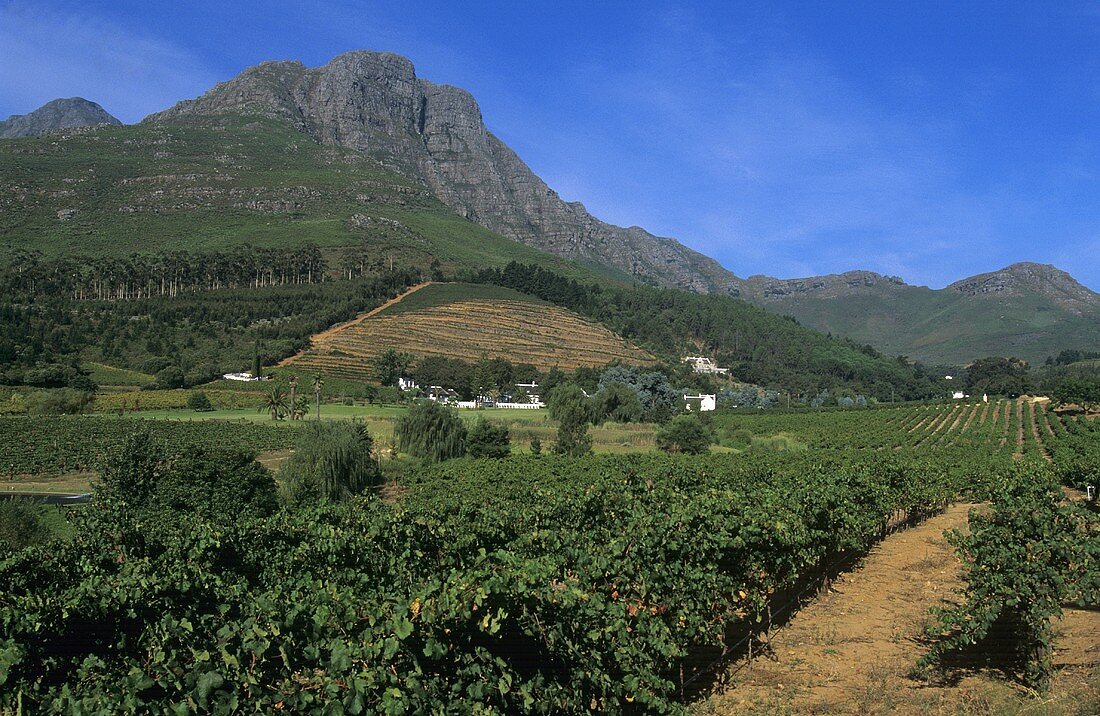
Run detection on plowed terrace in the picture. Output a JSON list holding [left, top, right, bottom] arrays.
[[283, 282, 657, 379]]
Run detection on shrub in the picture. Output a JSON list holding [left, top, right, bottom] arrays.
[[595, 381, 643, 423], [187, 391, 214, 412], [395, 401, 468, 462], [95, 430, 278, 523], [281, 421, 381, 505], [23, 389, 94, 416], [547, 385, 594, 457], [466, 419, 511, 459], [152, 366, 186, 390], [655, 414, 714, 454], [0, 499, 70, 551]]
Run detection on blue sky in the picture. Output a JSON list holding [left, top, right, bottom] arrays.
[[2, 1, 1098, 289]]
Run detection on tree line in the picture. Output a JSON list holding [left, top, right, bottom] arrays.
[[2, 246, 328, 300]]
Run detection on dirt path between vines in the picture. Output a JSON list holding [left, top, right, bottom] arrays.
[[697, 503, 1100, 715]]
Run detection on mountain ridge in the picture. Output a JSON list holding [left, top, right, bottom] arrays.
[[145, 50, 740, 293], [0, 98, 121, 139], [737, 261, 1099, 365], [3, 48, 1095, 366]]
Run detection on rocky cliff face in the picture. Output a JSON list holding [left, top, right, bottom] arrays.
[[146, 51, 739, 293], [738, 270, 908, 300], [946, 262, 1098, 314], [0, 98, 121, 139]]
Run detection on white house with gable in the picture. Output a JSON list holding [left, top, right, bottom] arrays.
[[683, 356, 730, 375], [684, 394, 717, 412]]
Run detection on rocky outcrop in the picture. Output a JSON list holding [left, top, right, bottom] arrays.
[[0, 98, 121, 139], [947, 262, 1098, 314], [146, 51, 739, 293], [738, 270, 908, 300]]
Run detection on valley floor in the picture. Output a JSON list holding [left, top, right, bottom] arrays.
[[696, 503, 1100, 715]]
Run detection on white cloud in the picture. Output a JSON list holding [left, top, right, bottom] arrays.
[[0, 3, 219, 122]]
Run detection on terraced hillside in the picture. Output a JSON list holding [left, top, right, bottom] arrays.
[[284, 282, 657, 378]]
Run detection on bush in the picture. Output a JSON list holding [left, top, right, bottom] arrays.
[[547, 385, 594, 457], [655, 414, 714, 454], [187, 391, 214, 412], [95, 430, 278, 523], [22, 389, 94, 416], [0, 499, 70, 551], [595, 381, 643, 423], [395, 401, 468, 462], [466, 419, 511, 459], [281, 421, 381, 505], [152, 366, 186, 390]]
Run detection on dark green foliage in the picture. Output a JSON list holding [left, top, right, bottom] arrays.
[[1051, 376, 1100, 410], [1046, 349, 1100, 366], [655, 414, 715, 454], [373, 348, 414, 387], [280, 421, 381, 504], [412, 355, 474, 398], [152, 450, 279, 522], [0, 268, 422, 391], [529, 435, 542, 455], [0, 499, 70, 551], [466, 418, 511, 459], [153, 366, 186, 389], [596, 380, 643, 423], [95, 429, 278, 524], [597, 365, 679, 422], [395, 400, 468, 462], [186, 391, 214, 412], [965, 356, 1032, 397], [0, 415, 299, 475], [547, 384, 594, 456], [0, 449, 989, 712], [471, 262, 942, 400], [20, 388, 94, 416], [919, 464, 1098, 690]]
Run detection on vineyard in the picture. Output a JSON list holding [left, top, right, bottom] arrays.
[[284, 282, 658, 379], [717, 398, 1094, 457], [0, 416, 300, 477], [0, 401, 1096, 712], [0, 450, 1002, 713]]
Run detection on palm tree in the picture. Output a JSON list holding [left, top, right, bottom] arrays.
[[259, 384, 290, 421]]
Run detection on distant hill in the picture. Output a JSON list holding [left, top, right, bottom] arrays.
[[283, 282, 658, 379], [736, 263, 1100, 365], [146, 51, 738, 293], [0, 98, 120, 138]]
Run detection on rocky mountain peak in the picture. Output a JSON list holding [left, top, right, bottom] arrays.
[[947, 262, 1097, 307], [146, 50, 739, 293], [739, 269, 909, 301], [0, 98, 121, 139]]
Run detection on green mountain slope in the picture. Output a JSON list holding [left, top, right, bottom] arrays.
[[0, 115, 610, 281], [738, 265, 1100, 365]]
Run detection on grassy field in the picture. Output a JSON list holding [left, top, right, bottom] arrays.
[[285, 281, 658, 377]]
